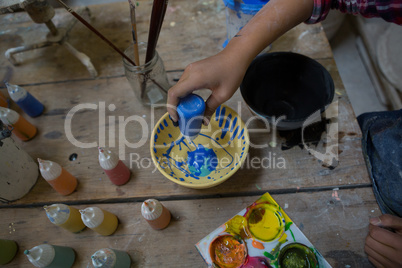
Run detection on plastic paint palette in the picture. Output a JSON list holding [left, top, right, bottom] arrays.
[[196, 193, 332, 268], [150, 105, 249, 189]]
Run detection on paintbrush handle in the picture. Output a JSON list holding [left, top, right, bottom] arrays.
[[145, 0, 168, 63], [56, 0, 136, 66], [129, 0, 140, 65]]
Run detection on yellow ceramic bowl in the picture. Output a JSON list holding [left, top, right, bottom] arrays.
[[150, 105, 249, 189]]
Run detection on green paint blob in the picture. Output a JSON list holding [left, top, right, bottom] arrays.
[[279, 243, 318, 268], [264, 251, 275, 260]]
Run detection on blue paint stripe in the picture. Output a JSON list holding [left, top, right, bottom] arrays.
[[163, 119, 168, 127], [215, 105, 221, 121], [238, 128, 244, 139], [230, 117, 238, 132], [219, 107, 226, 127], [230, 126, 239, 142], [221, 113, 232, 139]]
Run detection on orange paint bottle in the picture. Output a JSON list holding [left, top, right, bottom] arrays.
[[141, 199, 171, 230], [0, 107, 37, 141], [38, 159, 78, 195]]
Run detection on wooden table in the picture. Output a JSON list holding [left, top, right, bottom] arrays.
[[0, 1, 377, 267]]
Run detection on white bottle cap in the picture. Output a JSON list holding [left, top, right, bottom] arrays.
[[5, 81, 27, 102], [38, 159, 62, 181], [0, 107, 19, 124], [24, 244, 55, 268], [91, 248, 116, 268], [44, 204, 70, 225], [141, 199, 163, 220], [80, 207, 104, 228], [98, 147, 119, 170]]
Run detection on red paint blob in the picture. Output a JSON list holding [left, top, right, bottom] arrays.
[[243, 256, 272, 268]]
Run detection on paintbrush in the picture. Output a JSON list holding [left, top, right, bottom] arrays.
[[128, 0, 140, 65], [56, 0, 137, 67], [145, 0, 168, 63], [140, 0, 169, 99]]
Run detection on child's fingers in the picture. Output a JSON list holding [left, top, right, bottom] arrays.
[[204, 93, 225, 126], [368, 256, 385, 268], [366, 229, 399, 261], [368, 224, 402, 249], [371, 215, 402, 234], [365, 242, 394, 268]]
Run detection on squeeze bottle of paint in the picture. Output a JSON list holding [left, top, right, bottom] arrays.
[[98, 147, 131, 186], [141, 199, 171, 230], [0, 239, 18, 265], [0, 107, 37, 141], [177, 93, 205, 140], [80, 207, 119, 236], [24, 244, 75, 268], [91, 248, 131, 268], [38, 159, 78, 196], [44, 204, 86, 233], [5, 81, 44, 117]]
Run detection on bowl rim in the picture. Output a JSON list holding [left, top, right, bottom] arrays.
[[240, 51, 335, 123], [150, 105, 250, 189]]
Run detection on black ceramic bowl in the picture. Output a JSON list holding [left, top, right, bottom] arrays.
[[240, 52, 334, 130]]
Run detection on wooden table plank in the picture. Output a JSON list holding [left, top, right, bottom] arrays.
[[0, 1, 332, 86], [1, 56, 369, 207], [0, 188, 377, 267]]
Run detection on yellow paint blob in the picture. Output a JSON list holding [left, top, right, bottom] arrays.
[[247, 204, 284, 242], [225, 215, 250, 239]]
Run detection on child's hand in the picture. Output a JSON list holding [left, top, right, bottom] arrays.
[[365, 214, 402, 267], [167, 51, 248, 126]]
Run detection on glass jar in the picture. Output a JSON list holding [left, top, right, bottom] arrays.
[[123, 42, 169, 106]]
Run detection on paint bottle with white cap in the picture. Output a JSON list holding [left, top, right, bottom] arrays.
[[24, 244, 75, 268], [5, 81, 44, 117], [38, 159, 78, 196], [0, 107, 37, 141], [91, 248, 131, 268], [80, 207, 119, 236], [141, 199, 171, 230], [98, 147, 131, 186], [177, 93, 205, 140], [44, 204, 86, 233]]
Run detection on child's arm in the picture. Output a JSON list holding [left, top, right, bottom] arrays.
[[167, 0, 314, 124]]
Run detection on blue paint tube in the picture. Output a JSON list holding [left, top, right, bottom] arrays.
[[177, 93, 205, 140], [5, 82, 44, 117]]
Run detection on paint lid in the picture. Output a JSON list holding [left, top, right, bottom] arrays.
[[141, 199, 163, 220], [5, 81, 28, 102], [44, 204, 70, 225], [0, 107, 19, 124], [80, 207, 104, 228], [98, 147, 119, 170], [177, 94, 205, 139], [91, 248, 116, 268], [38, 159, 62, 181], [24, 244, 55, 268]]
